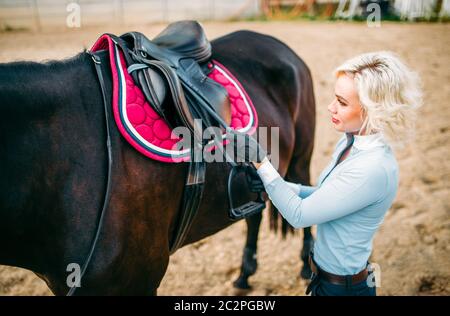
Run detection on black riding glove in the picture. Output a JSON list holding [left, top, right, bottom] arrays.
[[246, 165, 265, 193], [226, 130, 267, 163]]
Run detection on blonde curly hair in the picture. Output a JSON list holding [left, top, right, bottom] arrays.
[[335, 51, 423, 144]]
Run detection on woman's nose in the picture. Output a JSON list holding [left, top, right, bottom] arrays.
[[328, 100, 337, 114]]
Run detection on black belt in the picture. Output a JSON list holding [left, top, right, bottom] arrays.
[[309, 254, 369, 286]]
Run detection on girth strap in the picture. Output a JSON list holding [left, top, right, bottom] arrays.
[[67, 51, 114, 296], [169, 156, 206, 254]]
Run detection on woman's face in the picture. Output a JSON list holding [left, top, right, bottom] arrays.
[[328, 73, 365, 134]]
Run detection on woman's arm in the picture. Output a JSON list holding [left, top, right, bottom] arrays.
[[254, 159, 317, 198], [285, 181, 318, 199], [255, 159, 387, 228]]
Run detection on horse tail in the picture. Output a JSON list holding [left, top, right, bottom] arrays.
[[268, 57, 316, 237]]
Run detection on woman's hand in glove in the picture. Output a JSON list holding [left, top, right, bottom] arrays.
[[226, 130, 267, 163]]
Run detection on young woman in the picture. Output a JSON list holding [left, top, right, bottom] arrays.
[[230, 51, 422, 296]]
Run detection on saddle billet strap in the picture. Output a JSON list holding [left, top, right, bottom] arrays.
[[67, 51, 114, 296], [169, 157, 206, 254], [184, 90, 216, 130]]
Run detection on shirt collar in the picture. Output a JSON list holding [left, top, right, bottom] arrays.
[[346, 132, 386, 151]]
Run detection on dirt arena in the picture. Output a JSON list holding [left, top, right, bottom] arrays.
[[0, 21, 449, 296]]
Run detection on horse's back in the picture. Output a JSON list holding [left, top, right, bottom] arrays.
[[211, 29, 313, 120], [212, 30, 305, 65]]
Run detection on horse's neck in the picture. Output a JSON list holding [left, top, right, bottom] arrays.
[[0, 53, 104, 272]]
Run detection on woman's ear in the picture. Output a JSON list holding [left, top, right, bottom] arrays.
[[359, 106, 367, 121], [359, 106, 369, 135]]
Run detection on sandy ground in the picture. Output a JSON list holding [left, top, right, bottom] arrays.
[[0, 21, 449, 296]]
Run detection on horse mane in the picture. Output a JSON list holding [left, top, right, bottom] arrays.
[[0, 50, 89, 71], [0, 51, 93, 116]]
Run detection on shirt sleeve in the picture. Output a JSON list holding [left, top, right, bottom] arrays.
[[299, 185, 318, 198], [257, 159, 318, 198], [257, 159, 387, 228], [284, 181, 317, 198]]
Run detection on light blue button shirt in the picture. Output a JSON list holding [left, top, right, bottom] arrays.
[[257, 133, 399, 275]]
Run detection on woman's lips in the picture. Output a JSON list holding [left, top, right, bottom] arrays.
[[332, 117, 340, 124]]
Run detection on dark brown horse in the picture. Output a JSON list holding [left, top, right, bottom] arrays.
[[0, 29, 315, 295]]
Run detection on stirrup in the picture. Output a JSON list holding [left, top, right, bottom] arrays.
[[227, 164, 266, 220]]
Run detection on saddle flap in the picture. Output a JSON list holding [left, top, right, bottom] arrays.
[[145, 60, 199, 135], [137, 67, 167, 114]]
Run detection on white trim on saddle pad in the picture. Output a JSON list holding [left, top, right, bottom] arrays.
[[213, 64, 255, 134]]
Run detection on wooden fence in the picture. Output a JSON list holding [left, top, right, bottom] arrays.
[[0, 0, 261, 31]]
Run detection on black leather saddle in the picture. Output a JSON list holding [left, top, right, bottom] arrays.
[[115, 20, 231, 140]]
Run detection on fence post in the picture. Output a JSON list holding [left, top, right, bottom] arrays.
[[210, 0, 215, 20], [162, 0, 168, 22], [116, 0, 124, 26], [30, 0, 41, 32]]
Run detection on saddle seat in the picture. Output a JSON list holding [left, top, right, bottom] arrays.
[[152, 20, 212, 63], [119, 21, 231, 138]]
